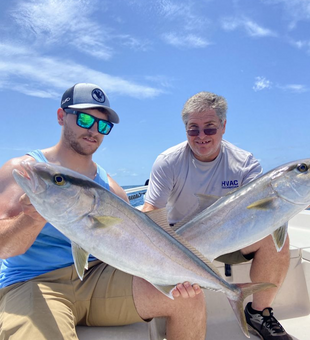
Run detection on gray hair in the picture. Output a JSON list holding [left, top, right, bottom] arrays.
[[181, 91, 228, 126]]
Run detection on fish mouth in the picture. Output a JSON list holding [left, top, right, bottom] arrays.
[[13, 161, 47, 194]]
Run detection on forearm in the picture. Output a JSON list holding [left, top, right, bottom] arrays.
[[0, 213, 45, 259]]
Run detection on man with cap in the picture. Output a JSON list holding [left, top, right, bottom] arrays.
[[0, 83, 206, 340]]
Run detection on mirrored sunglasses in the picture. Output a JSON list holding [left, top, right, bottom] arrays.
[[64, 109, 114, 135], [187, 128, 218, 137]]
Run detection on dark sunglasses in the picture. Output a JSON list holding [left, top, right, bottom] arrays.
[[187, 127, 218, 137], [64, 109, 114, 135]]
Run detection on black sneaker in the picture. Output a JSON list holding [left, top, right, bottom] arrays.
[[244, 302, 293, 340]]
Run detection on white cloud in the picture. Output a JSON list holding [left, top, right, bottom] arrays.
[[158, 0, 208, 31], [278, 84, 309, 93], [289, 39, 310, 54], [0, 42, 163, 99], [162, 32, 210, 48], [0, 1, 165, 100], [253, 77, 273, 91], [118, 35, 150, 51], [7, 0, 148, 60], [11, 0, 92, 40], [263, 0, 310, 27], [8, 0, 114, 60], [222, 17, 277, 37], [152, 0, 211, 48], [252, 76, 309, 93], [145, 75, 174, 89]]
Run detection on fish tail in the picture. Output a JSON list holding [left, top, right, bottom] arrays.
[[228, 282, 276, 338]]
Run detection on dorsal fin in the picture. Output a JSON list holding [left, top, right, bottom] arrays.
[[172, 194, 220, 231], [145, 208, 170, 229], [153, 217, 222, 277], [196, 193, 220, 209]]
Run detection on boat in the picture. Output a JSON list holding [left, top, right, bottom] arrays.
[[76, 186, 310, 340]]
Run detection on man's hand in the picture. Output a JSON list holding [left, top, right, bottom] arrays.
[[19, 193, 46, 223], [172, 281, 202, 298]]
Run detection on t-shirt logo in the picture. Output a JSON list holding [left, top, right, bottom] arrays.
[[222, 180, 239, 189]]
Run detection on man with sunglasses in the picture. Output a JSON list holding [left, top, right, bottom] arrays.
[[0, 83, 206, 340], [143, 91, 292, 340]]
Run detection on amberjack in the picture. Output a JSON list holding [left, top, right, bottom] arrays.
[[13, 161, 274, 338], [173, 159, 310, 260]]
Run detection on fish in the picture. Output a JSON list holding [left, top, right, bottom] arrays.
[[172, 160, 310, 261], [12, 161, 274, 338]]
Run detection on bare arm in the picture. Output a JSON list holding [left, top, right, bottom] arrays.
[[107, 174, 130, 203], [141, 202, 158, 212], [0, 157, 46, 259]]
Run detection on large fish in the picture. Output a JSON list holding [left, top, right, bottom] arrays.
[[13, 161, 273, 338], [173, 159, 310, 260]]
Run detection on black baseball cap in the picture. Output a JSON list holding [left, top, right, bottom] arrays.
[[61, 83, 120, 124]]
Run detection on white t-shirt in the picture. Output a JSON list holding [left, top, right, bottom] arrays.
[[145, 139, 262, 224]]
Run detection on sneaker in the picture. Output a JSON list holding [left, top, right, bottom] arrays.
[[244, 302, 293, 340]]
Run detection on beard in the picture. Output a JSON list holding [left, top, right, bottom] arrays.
[[63, 124, 100, 156]]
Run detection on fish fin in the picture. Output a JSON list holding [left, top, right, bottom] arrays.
[[171, 194, 220, 232], [247, 197, 276, 210], [146, 205, 221, 277], [272, 223, 288, 251], [151, 284, 176, 300], [154, 222, 222, 277], [93, 215, 122, 228], [146, 194, 220, 232], [71, 242, 89, 281], [145, 208, 170, 229], [228, 282, 276, 338]]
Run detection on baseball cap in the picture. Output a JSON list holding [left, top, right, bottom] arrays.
[[61, 83, 119, 124]]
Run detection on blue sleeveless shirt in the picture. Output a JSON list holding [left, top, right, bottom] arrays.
[[0, 150, 110, 288]]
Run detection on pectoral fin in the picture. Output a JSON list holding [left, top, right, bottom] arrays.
[[151, 284, 176, 300], [247, 197, 276, 210], [272, 223, 288, 252], [72, 242, 89, 281], [93, 215, 122, 228]]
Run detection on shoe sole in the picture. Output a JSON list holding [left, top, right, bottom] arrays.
[[247, 324, 264, 340]]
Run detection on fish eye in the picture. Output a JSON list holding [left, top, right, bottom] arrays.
[[54, 174, 66, 186], [297, 163, 308, 173]]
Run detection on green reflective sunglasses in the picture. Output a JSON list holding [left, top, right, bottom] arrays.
[[64, 109, 114, 135]]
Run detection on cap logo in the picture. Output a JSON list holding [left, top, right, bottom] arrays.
[[62, 97, 70, 106], [92, 88, 105, 103]]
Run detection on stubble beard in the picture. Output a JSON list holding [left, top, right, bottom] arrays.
[[64, 126, 100, 156]]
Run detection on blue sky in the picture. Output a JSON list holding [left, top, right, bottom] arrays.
[[0, 0, 309, 186]]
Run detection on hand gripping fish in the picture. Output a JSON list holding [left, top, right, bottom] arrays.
[[13, 161, 275, 338]]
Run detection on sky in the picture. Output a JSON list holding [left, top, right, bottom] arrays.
[[0, 0, 309, 186]]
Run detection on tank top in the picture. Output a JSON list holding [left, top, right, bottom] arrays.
[[0, 150, 110, 288]]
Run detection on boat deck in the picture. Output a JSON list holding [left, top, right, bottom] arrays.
[[77, 210, 310, 340]]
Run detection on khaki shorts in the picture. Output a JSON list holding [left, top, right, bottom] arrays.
[[0, 261, 144, 340], [215, 250, 255, 265]]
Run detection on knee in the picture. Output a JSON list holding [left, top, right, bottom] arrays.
[[175, 289, 206, 315]]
